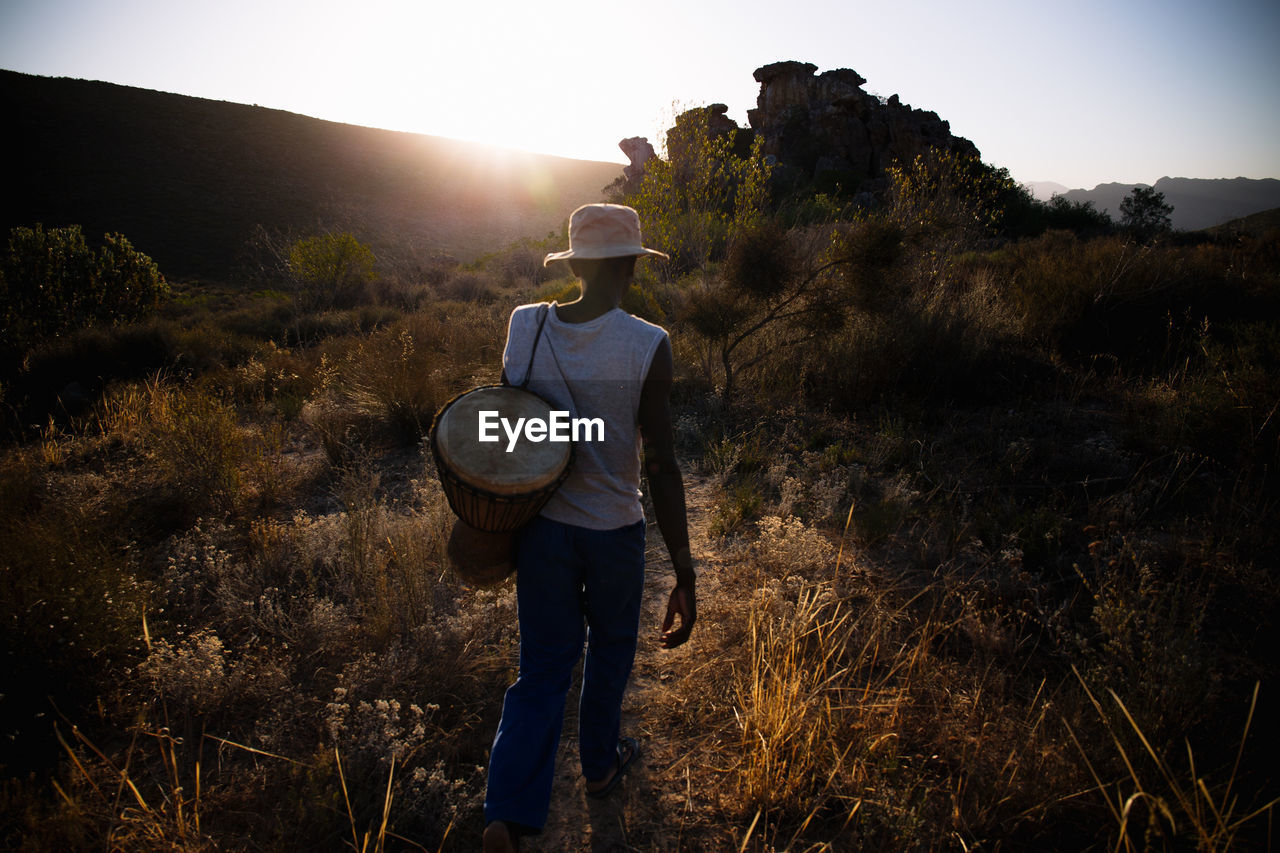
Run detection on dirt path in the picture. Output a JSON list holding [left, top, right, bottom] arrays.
[[523, 472, 727, 852]]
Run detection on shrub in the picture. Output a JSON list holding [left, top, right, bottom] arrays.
[[493, 237, 558, 287], [1, 224, 167, 351], [624, 105, 773, 275], [682, 221, 861, 405], [0, 452, 149, 774], [887, 150, 1033, 241], [438, 270, 496, 304], [826, 218, 907, 314], [304, 307, 504, 455], [1039, 195, 1114, 235], [287, 232, 376, 310], [95, 377, 247, 520], [151, 383, 247, 518]]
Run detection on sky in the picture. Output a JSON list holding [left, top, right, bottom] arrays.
[[2, 0, 1277, 190]]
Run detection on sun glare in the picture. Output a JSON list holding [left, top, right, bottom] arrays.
[[316, 0, 642, 164]]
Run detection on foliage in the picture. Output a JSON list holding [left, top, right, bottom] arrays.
[[1, 224, 167, 350], [469, 234, 562, 288], [437, 270, 496, 304], [304, 306, 505, 456], [1040, 194, 1115, 235], [541, 278, 666, 324], [1119, 186, 1174, 240], [887, 150, 1036, 240], [982, 230, 1277, 370], [826, 218, 908, 314], [683, 221, 863, 405], [0, 451, 150, 776], [624, 106, 773, 275], [287, 232, 377, 310]]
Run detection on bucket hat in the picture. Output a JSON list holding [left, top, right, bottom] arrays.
[[543, 203, 669, 266]]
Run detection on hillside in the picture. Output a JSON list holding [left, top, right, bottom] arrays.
[[1059, 176, 1280, 230], [1, 70, 623, 280], [1203, 205, 1280, 237]]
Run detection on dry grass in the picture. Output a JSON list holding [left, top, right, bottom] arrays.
[[1067, 675, 1277, 853], [3, 226, 1278, 851], [50, 723, 214, 852]]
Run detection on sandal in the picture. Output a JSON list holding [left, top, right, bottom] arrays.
[[586, 736, 640, 800]]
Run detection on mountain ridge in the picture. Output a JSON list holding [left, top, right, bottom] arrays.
[[8, 68, 1278, 285], [2, 70, 623, 280], [1031, 176, 1280, 230]]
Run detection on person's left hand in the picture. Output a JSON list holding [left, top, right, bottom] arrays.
[[660, 584, 696, 649]]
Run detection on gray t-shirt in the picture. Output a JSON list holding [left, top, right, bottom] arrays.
[[502, 302, 667, 530]]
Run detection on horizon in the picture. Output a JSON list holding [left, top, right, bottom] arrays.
[[8, 66, 1278, 197], [3, 0, 1278, 189]]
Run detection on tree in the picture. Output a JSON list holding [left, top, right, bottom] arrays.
[[1119, 186, 1173, 240]]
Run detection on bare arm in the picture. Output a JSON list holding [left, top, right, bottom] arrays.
[[638, 336, 696, 648]]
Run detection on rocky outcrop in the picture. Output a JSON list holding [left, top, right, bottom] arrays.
[[667, 103, 756, 163], [747, 61, 979, 188], [619, 136, 656, 183], [617, 61, 980, 196]]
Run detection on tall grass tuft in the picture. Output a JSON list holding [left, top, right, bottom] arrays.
[[1067, 673, 1277, 852], [735, 582, 855, 815]]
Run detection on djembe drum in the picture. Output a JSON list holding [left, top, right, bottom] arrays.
[[429, 384, 573, 585]]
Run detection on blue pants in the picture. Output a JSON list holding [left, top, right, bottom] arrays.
[[483, 515, 646, 832]]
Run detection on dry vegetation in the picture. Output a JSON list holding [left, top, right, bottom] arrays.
[[3, 175, 1279, 851]]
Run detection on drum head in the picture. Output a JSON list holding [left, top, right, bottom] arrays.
[[433, 386, 572, 496]]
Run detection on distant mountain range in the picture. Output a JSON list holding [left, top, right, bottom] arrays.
[[2, 70, 622, 280], [1023, 182, 1072, 201], [1025, 177, 1280, 231]]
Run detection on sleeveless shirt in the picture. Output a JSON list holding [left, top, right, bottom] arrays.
[[502, 302, 668, 530]]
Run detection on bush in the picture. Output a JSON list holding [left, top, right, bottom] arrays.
[[1, 224, 167, 351], [540, 277, 666, 324], [438, 271, 496, 304], [827, 218, 907, 314], [886, 150, 1033, 241], [1039, 195, 1114, 236], [287, 232, 376, 310], [624, 105, 773, 275], [0, 451, 149, 774]]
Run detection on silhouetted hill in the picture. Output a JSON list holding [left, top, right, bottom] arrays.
[[1059, 177, 1280, 231], [2, 70, 623, 280], [1203, 206, 1280, 237]]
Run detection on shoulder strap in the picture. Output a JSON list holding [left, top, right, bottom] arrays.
[[515, 303, 550, 389]]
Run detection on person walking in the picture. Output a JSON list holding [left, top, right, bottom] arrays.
[[482, 204, 696, 851]]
